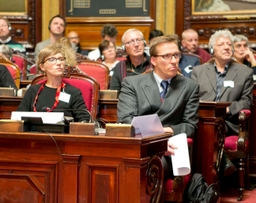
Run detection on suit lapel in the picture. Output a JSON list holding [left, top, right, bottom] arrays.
[[141, 72, 162, 107], [206, 64, 217, 94]]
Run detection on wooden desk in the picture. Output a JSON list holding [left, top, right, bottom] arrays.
[[0, 96, 22, 119], [196, 101, 229, 184], [98, 99, 118, 123], [249, 84, 256, 183], [0, 97, 234, 185], [0, 131, 170, 203], [20, 80, 31, 88]]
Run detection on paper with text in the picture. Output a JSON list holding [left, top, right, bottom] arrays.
[[131, 114, 164, 137], [170, 133, 191, 176]]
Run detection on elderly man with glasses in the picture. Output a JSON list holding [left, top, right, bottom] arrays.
[[109, 28, 152, 91], [117, 34, 199, 179]]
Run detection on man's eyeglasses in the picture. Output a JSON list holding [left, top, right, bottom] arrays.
[[124, 38, 144, 46], [43, 57, 66, 64], [154, 53, 181, 60]]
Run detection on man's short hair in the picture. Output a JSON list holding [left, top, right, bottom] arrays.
[[48, 15, 66, 31], [121, 28, 144, 44], [209, 29, 234, 49], [148, 29, 164, 41], [0, 18, 11, 30], [233, 34, 248, 44], [101, 24, 118, 38], [181, 29, 198, 40], [150, 35, 179, 57]]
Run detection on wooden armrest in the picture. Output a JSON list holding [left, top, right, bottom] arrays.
[[237, 109, 251, 151]]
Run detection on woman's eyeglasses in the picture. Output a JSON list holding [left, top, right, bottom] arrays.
[[43, 57, 66, 64]]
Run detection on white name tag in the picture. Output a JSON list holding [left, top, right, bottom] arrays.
[[224, 80, 234, 88], [59, 92, 71, 103], [184, 65, 192, 73]]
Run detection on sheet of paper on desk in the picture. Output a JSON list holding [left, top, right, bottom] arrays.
[[11, 111, 64, 124], [170, 133, 191, 176], [131, 114, 164, 136]]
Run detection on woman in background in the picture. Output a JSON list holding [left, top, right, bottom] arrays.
[[0, 44, 13, 61], [233, 34, 256, 74], [98, 40, 119, 76], [0, 44, 18, 90], [17, 43, 90, 122]]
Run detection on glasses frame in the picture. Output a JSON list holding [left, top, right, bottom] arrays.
[[124, 38, 144, 46], [43, 57, 66, 64], [153, 53, 182, 61]]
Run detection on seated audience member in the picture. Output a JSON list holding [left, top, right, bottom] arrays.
[[58, 37, 77, 68], [233, 34, 256, 74], [109, 28, 152, 91], [88, 24, 118, 61], [144, 29, 164, 56], [117, 35, 199, 178], [181, 29, 211, 63], [0, 44, 13, 61], [0, 64, 18, 91], [174, 35, 201, 77], [17, 43, 90, 122], [0, 45, 18, 90], [34, 15, 66, 63], [191, 30, 253, 176], [67, 31, 89, 56], [0, 18, 26, 55], [98, 40, 119, 76]]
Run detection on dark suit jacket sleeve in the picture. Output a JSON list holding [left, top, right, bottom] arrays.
[[109, 62, 122, 91], [229, 69, 253, 116], [0, 65, 18, 90], [17, 85, 38, 111], [117, 77, 138, 123], [169, 83, 199, 138]]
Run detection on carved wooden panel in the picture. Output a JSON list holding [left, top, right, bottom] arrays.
[[0, 0, 42, 51], [0, 161, 58, 203]]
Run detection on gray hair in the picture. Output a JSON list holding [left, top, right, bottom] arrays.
[[0, 44, 13, 60], [209, 30, 234, 48], [121, 28, 144, 44], [233, 34, 248, 43]]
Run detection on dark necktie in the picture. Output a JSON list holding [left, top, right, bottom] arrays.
[[160, 80, 169, 100]]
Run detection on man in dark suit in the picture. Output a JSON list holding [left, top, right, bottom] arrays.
[[117, 35, 199, 178], [191, 30, 253, 176]]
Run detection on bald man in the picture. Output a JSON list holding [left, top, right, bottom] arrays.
[[67, 31, 88, 56], [182, 29, 211, 63]]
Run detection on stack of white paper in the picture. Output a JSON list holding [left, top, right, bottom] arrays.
[[170, 133, 191, 176]]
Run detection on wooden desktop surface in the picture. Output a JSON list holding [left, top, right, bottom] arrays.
[[0, 131, 170, 203]]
